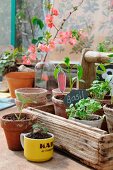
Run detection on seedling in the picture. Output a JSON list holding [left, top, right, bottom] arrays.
[[66, 98, 102, 120], [54, 56, 84, 92]]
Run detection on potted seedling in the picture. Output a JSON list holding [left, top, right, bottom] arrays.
[[66, 98, 103, 128], [52, 56, 83, 118], [87, 79, 111, 105], [0, 93, 37, 151], [0, 48, 35, 98], [103, 74, 113, 133], [20, 123, 54, 162]]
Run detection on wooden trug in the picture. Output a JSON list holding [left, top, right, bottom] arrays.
[[24, 104, 113, 170]]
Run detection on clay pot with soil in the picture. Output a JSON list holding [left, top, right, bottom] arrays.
[[103, 104, 113, 133], [1, 113, 37, 151], [52, 94, 67, 118], [20, 123, 54, 162]]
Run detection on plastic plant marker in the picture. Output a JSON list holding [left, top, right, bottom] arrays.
[[57, 71, 66, 93]]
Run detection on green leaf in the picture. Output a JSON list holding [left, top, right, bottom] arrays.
[[99, 63, 106, 72], [77, 65, 83, 80], [53, 67, 61, 79], [96, 70, 105, 75], [32, 39, 38, 44], [108, 54, 113, 58], [32, 16, 44, 30], [64, 57, 70, 67]]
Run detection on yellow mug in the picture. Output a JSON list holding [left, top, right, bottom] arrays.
[[20, 132, 54, 162]]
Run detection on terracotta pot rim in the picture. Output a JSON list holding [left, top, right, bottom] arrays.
[[5, 72, 35, 79], [15, 88, 47, 94], [52, 94, 66, 104], [1, 113, 36, 122]]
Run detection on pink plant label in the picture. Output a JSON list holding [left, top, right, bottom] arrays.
[[57, 71, 66, 93]]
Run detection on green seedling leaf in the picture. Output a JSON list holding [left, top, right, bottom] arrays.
[[108, 54, 113, 58], [77, 65, 83, 80], [32, 16, 44, 29], [96, 70, 105, 75], [64, 57, 70, 67], [16, 93, 31, 105], [99, 63, 106, 72], [54, 66, 61, 79]]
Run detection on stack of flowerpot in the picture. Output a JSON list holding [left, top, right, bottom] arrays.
[[15, 88, 47, 109]]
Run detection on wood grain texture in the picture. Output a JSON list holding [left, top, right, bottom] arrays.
[[23, 104, 113, 170]]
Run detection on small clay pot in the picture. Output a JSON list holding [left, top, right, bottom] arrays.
[[52, 88, 77, 96], [96, 95, 111, 106], [5, 72, 35, 98], [52, 95, 67, 118], [103, 104, 113, 133], [15, 88, 47, 106], [1, 113, 37, 151]]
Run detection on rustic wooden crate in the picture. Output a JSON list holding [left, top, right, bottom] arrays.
[[23, 104, 113, 170]]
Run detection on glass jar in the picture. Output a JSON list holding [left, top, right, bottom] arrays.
[[35, 61, 58, 99]]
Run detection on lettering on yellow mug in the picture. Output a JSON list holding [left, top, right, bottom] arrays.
[[20, 132, 54, 162]]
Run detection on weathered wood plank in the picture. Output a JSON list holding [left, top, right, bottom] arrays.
[[23, 105, 113, 170]]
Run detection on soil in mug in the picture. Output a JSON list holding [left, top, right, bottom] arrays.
[[27, 132, 52, 139]]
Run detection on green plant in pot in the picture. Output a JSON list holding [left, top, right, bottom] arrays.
[[20, 123, 54, 162], [52, 56, 83, 118], [0, 94, 37, 151], [87, 79, 111, 105], [66, 98, 103, 128], [0, 48, 35, 98], [103, 74, 113, 133]]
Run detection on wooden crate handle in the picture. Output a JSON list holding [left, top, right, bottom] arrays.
[[79, 48, 113, 89]]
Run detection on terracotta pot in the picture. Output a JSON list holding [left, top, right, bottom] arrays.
[[52, 88, 77, 96], [96, 95, 111, 106], [1, 113, 37, 151], [15, 88, 47, 106], [103, 104, 113, 133], [52, 95, 67, 118], [5, 72, 35, 98]]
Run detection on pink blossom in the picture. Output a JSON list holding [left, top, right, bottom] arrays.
[[45, 14, 54, 28], [49, 40, 55, 50], [38, 44, 50, 52], [22, 55, 27, 60], [29, 53, 37, 61], [22, 58, 31, 65], [28, 44, 36, 53], [69, 38, 77, 45], [51, 8, 59, 16], [65, 31, 72, 38]]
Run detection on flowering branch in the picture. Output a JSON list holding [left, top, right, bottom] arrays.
[[53, 0, 84, 40], [22, 0, 87, 65]]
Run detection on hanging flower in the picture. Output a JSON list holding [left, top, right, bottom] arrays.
[[51, 8, 59, 16], [45, 14, 54, 28]]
